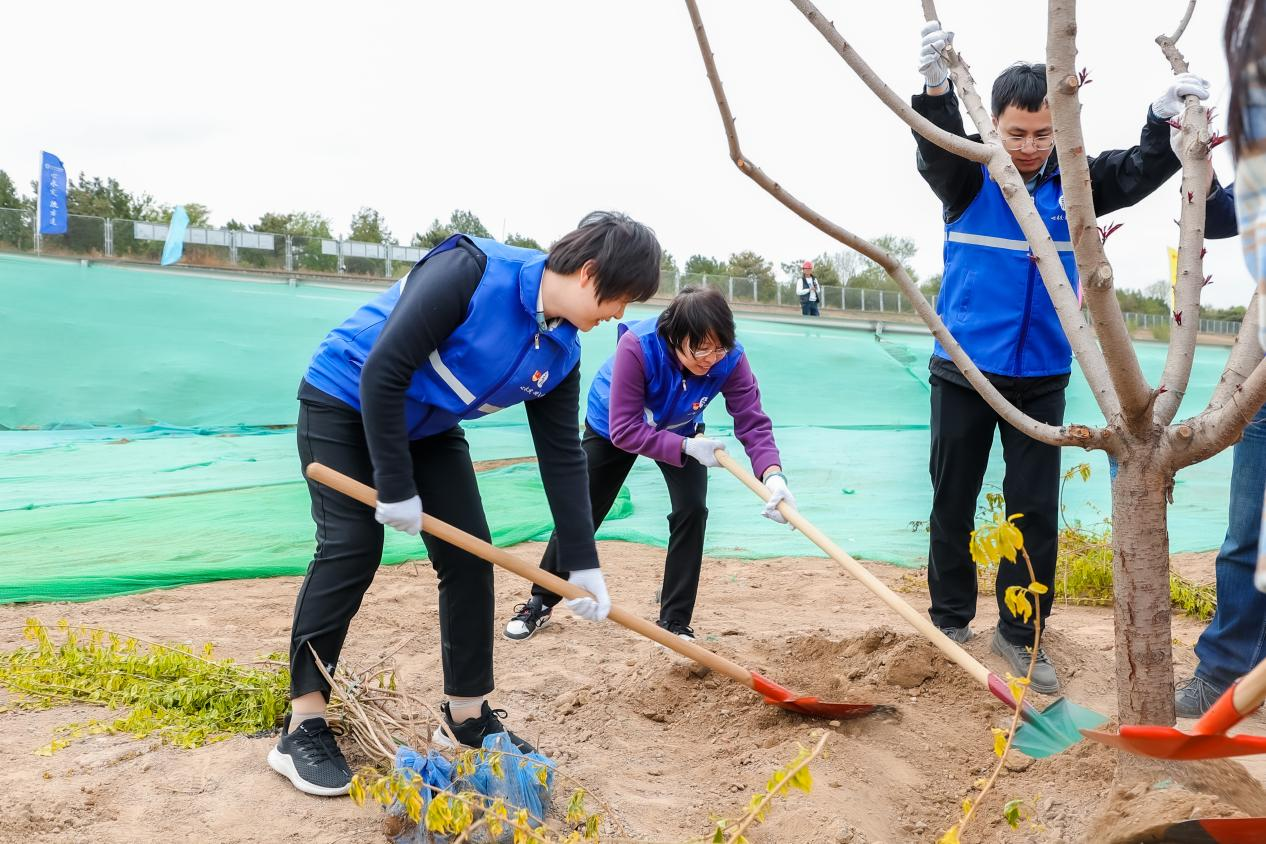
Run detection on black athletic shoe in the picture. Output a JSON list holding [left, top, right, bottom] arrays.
[[503, 597, 552, 641], [656, 618, 696, 642], [432, 701, 537, 755], [267, 713, 353, 796]]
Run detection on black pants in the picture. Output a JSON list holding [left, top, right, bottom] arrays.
[[290, 399, 495, 700], [531, 425, 709, 627], [927, 375, 1064, 645], [800, 299, 820, 316]]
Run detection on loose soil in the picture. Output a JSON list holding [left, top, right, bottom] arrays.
[[2, 542, 1260, 843]]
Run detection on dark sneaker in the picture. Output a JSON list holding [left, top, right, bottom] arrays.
[[990, 627, 1059, 694], [432, 701, 537, 755], [1175, 675, 1224, 718], [503, 597, 552, 642], [267, 713, 353, 796], [656, 619, 696, 642], [937, 625, 974, 644]]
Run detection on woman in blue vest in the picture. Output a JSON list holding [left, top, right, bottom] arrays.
[[503, 286, 794, 643], [268, 212, 661, 797]]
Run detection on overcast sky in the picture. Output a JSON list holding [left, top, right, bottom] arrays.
[[5, 1, 1251, 307]]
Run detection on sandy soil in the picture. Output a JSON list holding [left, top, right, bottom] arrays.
[[1, 542, 1260, 844]]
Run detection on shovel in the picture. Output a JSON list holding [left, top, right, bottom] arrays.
[[305, 462, 877, 721], [1081, 657, 1266, 760], [716, 450, 1107, 758], [1144, 817, 1266, 843]]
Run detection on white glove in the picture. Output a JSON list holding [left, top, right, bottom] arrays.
[[564, 567, 611, 622], [682, 436, 727, 468], [918, 21, 953, 89], [761, 474, 797, 526], [375, 495, 422, 535], [1152, 72, 1211, 120]]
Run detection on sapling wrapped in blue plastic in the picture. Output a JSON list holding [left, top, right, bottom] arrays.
[[389, 745, 455, 844]]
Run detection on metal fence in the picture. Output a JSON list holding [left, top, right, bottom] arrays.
[[0, 207, 1244, 335]]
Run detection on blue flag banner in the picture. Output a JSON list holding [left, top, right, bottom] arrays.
[[38, 151, 67, 235], [161, 206, 189, 266]]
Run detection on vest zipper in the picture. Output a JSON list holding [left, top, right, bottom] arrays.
[[470, 330, 551, 412], [534, 333, 540, 350]]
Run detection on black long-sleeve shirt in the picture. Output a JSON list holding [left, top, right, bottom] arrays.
[[911, 83, 1182, 223], [300, 239, 600, 571]]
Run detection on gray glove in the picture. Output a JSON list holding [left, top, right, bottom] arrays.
[[918, 21, 953, 89], [682, 436, 726, 468]]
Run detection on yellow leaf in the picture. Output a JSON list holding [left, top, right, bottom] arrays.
[[938, 824, 962, 844], [1028, 581, 1049, 595], [992, 727, 1008, 758], [1004, 586, 1033, 624], [961, 796, 972, 816]]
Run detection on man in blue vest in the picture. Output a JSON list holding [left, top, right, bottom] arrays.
[[914, 22, 1212, 693], [268, 212, 661, 797]]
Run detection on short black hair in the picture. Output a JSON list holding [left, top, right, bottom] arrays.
[[656, 286, 736, 353], [547, 211, 662, 304], [991, 62, 1047, 116]]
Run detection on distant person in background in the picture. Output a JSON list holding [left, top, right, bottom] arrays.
[[1174, 0, 1266, 718], [797, 260, 822, 316]]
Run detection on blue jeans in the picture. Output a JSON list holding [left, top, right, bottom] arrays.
[[1193, 402, 1266, 690]]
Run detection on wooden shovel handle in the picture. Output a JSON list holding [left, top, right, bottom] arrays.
[[714, 449, 994, 689], [304, 462, 756, 689]]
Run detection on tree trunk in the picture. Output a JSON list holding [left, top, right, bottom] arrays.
[[1110, 454, 1177, 725]]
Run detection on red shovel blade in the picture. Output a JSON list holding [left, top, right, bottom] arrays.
[[1081, 725, 1266, 760], [750, 671, 879, 719], [1151, 817, 1266, 843]]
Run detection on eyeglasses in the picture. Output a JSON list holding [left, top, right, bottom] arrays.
[[689, 345, 729, 362], [1001, 136, 1054, 152]]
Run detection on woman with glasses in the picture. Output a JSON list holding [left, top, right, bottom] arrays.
[[504, 286, 793, 643]]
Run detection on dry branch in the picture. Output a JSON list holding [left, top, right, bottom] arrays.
[[683, 0, 1109, 450]]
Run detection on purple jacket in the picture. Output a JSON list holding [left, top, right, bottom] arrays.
[[601, 329, 781, 477]]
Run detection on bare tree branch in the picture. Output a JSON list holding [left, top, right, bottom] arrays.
[[1206, 291, 1262, 410], [1172, 356, 1266, 470], [1045, 0, 1154, 431], [682, 0, 1109, 451], [1156, 0, 1197, 72], [781, 1, 989, 164], [1153, 2, 1213, 426], [902, 4, 1121, 420]]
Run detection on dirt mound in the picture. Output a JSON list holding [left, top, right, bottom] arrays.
[[0, 541, 1248, 843]]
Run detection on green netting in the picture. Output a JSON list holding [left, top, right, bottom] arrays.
[[0, 254, 1236, 603]]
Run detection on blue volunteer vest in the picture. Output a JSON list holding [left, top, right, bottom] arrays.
[[586, 316, 743, 440], [934, 164, 1080, 377], [304, 234, 581, 439]]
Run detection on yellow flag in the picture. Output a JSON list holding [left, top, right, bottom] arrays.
[[1168, 247, 1179, 313]]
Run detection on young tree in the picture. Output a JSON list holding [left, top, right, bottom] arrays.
[[849, 235, 920, 291], [727, 250, 775, 285], [685, 0, 1260, 729], [349, 207, 392, 244], [414, 209, 492, 248], [684, 254, 727, 276], [505, 232, 542, 249]]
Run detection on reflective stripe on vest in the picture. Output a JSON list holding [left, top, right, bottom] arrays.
[[945, 231, 1075, 252]]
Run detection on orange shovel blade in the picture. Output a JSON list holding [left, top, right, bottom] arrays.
[[750, 671, 879, 719], [1081, 725, 1266, 760]]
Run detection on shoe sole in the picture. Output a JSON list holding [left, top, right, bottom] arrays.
[[502, 614, 551, 642], [267, 747, 351, 797], [989, 637, 1060, 695]]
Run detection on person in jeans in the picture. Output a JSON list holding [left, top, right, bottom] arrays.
[[503, 286, 794, 643], [796, 260, 822, 316], [269, 213, 661, 796], [914, 20, 1211, 693], [1175, 0, 1266, 717]]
